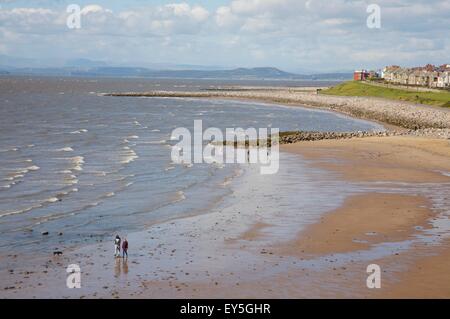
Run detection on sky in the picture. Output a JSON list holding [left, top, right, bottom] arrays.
[[0, 0, 449, 73]]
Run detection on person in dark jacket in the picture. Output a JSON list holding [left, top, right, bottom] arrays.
[[122, 238, 128, 259]]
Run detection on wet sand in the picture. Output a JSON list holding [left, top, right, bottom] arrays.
[[376, 238, 450, 298], [278, 193, 433, 256], [279, 136, 450, 298], [283, 136, 450, 183]]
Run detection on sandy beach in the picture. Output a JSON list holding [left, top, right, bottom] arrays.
[[280, 136, 450, 298], [2, 134, 450, 298], [1, 80, 450, 298]]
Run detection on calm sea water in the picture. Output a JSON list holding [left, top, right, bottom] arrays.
[[0, 76, 384, 256]]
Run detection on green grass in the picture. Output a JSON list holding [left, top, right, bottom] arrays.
[[322, 81, 450, 108]]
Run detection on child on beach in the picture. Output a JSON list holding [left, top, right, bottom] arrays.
[[122, 238, 128, 259], [114, 235, 121, 257]]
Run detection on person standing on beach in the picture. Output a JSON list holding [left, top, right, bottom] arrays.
[[122, 238, 128, 259], [114, 235, 121, 258]]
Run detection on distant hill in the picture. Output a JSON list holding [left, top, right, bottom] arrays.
[[65, 58, 108, 68], [221, 67, 296, 78], [0, 64, 352, 81], [69, 66, 300, 79]]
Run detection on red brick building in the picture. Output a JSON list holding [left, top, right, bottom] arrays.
[[353, 70, 369, 81]]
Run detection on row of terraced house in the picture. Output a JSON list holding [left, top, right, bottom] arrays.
[[382, 64, 450, 89]]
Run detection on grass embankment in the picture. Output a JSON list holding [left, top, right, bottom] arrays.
[[322, 81, 450, 108]]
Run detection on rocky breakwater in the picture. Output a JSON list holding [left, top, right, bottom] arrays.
[[103, 89, 450, 130], [279, 128, 450, 144], [218, 128, 450, 147], [279, 130, 403, 144]]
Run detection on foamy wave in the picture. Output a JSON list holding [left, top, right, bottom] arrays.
[[5, 165, 38, 177], [1, 179, 19, 189], [63, 174, 78, 185], [151, 129, 160, 132], [70, 129, 88, 134], [0, 187, 78, 218], [0, 205, 36, 218], [47, 188, 79, 204], [133, 121, 141, 126], [1, 164, 40, 189], [56, 147, 74, 152], [5, 174, 23, 181], [69, 156, 84, 171], [120, 148, 138, 164], [127, 135, 139, 139], [0, 147, 18, 153], [94, 171, 107, 177]]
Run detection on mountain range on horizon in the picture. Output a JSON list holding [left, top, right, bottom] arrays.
[[0, 55, 352, 80]]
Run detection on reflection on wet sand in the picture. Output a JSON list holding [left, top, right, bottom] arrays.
[[114, 258, 129, 277]]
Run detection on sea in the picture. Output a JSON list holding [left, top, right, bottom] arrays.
[[0, 76, 384, 258]]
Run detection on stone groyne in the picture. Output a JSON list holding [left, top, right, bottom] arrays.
[[103, 89, 450, 130]]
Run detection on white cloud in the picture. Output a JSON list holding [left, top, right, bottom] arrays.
[[0, 1, 449, 71], [80, 5, 110, 15], [321, 18, 354, 26], [165, 3, 209, 21], [241, 16, 275, 32], [0, 3, 210, 36], [216, 6, 238, 28], [0, 7, 61, 34]]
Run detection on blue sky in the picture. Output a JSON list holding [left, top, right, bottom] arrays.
[[0, 0, 449, 73]]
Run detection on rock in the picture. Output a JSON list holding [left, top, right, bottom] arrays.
[[42, 231, 49, 236]]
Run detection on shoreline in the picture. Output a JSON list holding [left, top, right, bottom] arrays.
[[1, 151, 348, 298], [2, 90, 450, 298], [103, 88, 450, 131], [2, 136, 450, 298]]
